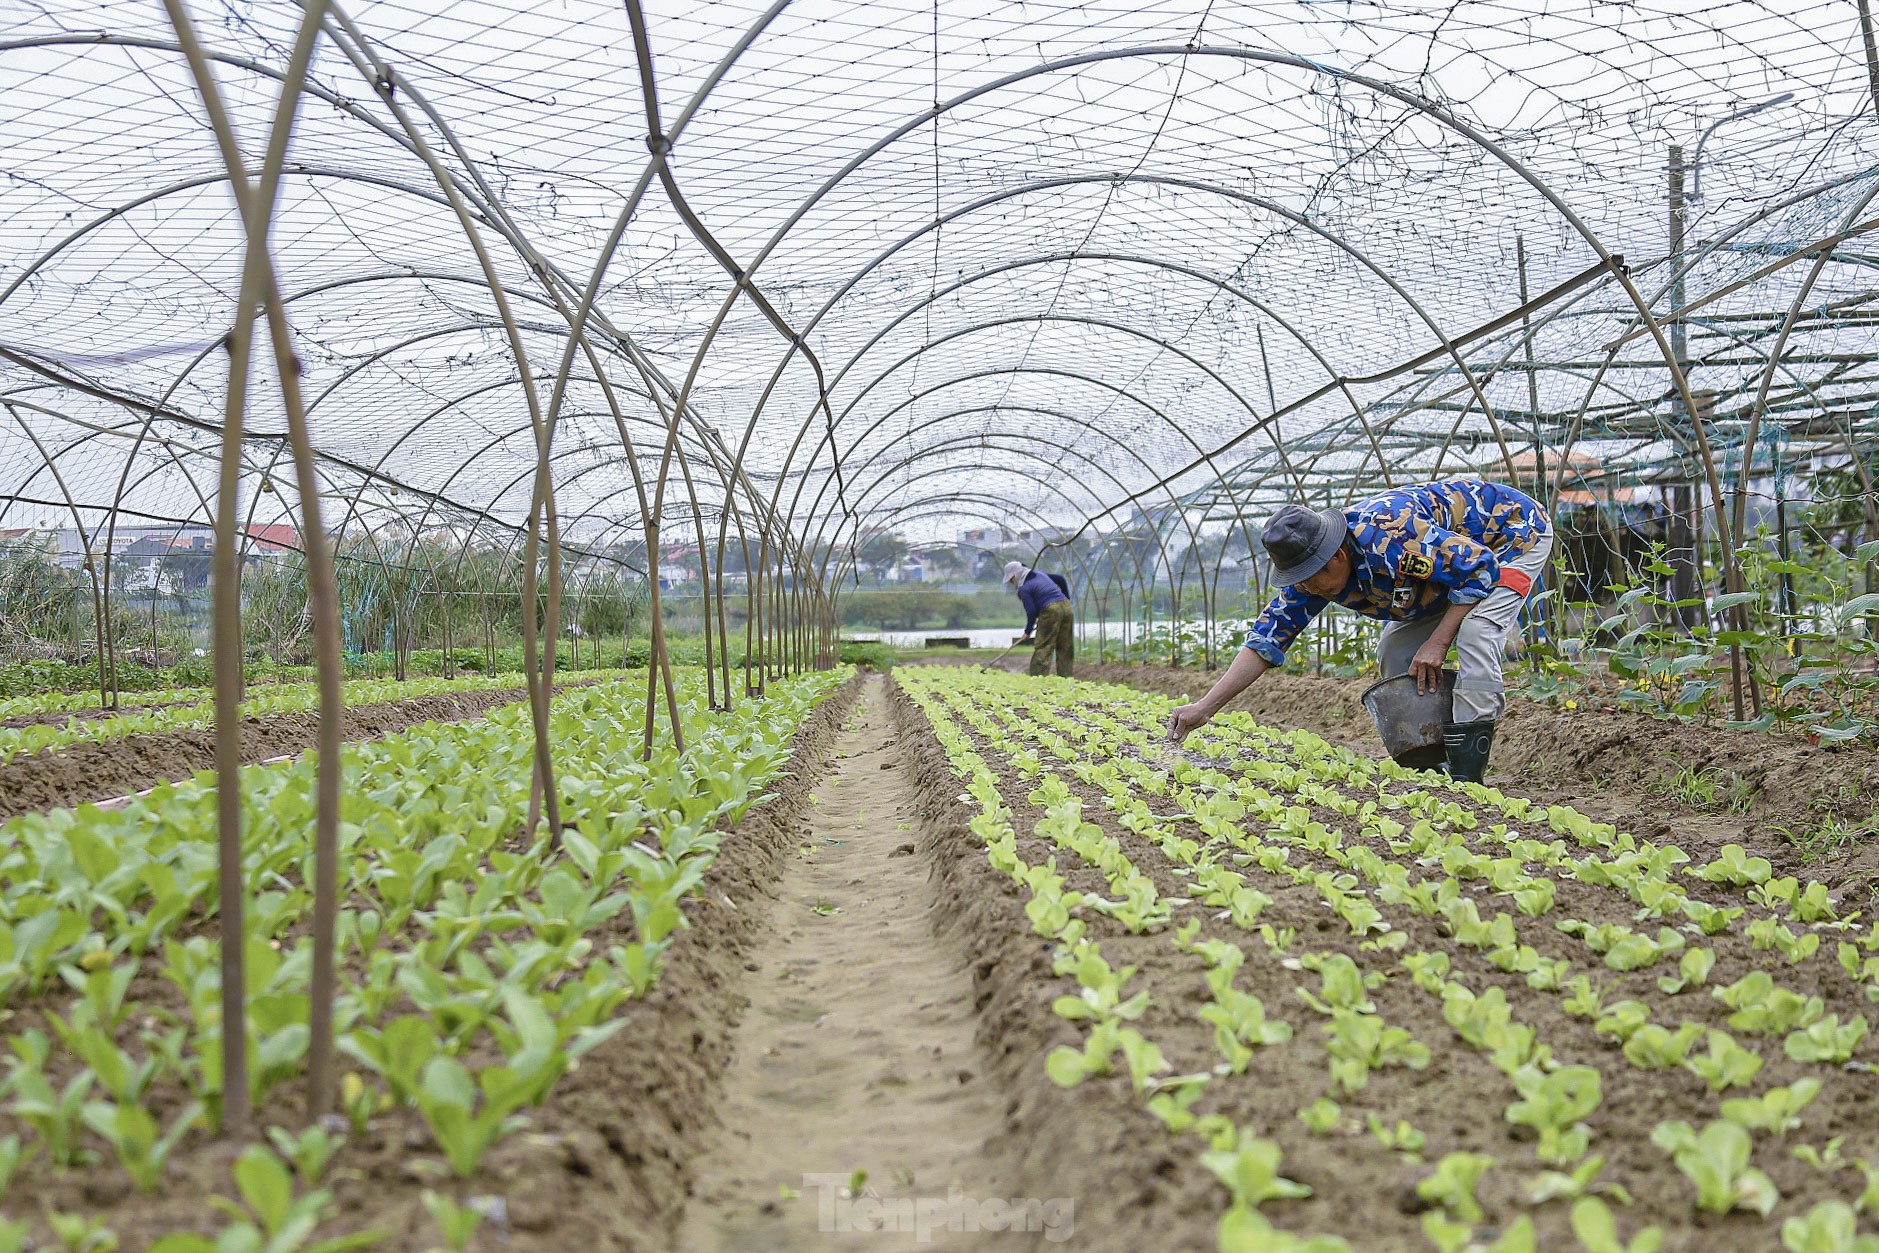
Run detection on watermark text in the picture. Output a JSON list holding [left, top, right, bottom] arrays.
[[802, 1175, 1075, 1243]]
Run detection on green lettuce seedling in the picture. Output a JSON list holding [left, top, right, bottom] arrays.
[[1683, 1030, 1764, 1093], [1045, 1019, 1121, 1088], [1785, 1015, 1868, 1065], [1117, 1028, 1170, 1096], [1297, 1097, 1341, 1135], [1623, 1021, 1705, 1070], [1837, 943, 1879, 1001], [265, 1123, 340, 1188], [1657, 948, 1715, 995], [187, 1143, 383, 1253], [0, 1134, 26, 1205], [10, 1069, 95, 1167], [79, 1099, 201, 1192], [1053, 950, 1151, 1024], [1295, 954, 1378, 1016], [1145, 1074, 1229, 1142], [1690, 844, 1772, 886], [1422, 1214, 1535, 1253], [421, 1190, 484, 1253], [1592, 1000, 1650, 1043], [1216, 1209, 1352, 1253], [1366, 1112, 1426, 1159], [1780, 1200, 1879, 1253], [1651, 1119, 1778, 1215], [1528, 1154, 1629, 1206], [1714, 971, 1824, 1036], [1202, 987, 1292, 1074], [1562, 976, 1606, 1020], [339, 1014, 438, 1106], [1746, 917, 1822, 964], [1569, 1197, 1663, 1253], [1681, 899, 1745, 936], [1403, 951, 1451, 994], [1505, 1064, 1600, 1165], [415, 1056, 544, 1177], [42, 1212, 115, 1253], [1721, 1079, 1822, 1135], [1602, 927, 1685, 973], [1791, 1138, 1847, 1172], [1323, 1010, 1429, 1095], [1202, 1130, 1313, 1240], [1415, 1151, 1494, 1223]]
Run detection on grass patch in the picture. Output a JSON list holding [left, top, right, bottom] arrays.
[[1648, 766, 1757, 815], [1772, 813, 1879, 865]]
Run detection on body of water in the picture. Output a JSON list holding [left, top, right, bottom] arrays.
[[845, 621, 1138, 649]]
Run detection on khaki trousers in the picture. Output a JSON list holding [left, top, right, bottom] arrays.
[[1376, 532, 1553, 722], [1029, 600, 1075, 677]]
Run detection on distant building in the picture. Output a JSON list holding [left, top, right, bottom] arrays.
[[1, 524, 299, 591]]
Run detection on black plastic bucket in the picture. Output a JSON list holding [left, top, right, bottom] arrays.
[[1359, 670, 1458, 770]]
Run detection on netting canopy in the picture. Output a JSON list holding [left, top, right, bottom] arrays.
[[5, 0, 1879, 587]]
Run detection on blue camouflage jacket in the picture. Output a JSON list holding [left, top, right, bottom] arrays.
[[1242, 480, 1550, 666]]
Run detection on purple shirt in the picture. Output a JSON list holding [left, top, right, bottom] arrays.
[[1015, 570, 1068, 633]]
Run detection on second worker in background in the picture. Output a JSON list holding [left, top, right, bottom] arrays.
[[1004, 561, 1075, 678]]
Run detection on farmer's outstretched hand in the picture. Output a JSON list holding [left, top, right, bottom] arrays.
[[1167, 703, 1209, 742]]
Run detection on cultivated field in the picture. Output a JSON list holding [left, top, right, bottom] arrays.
[[4, 660, 1873, 1250]]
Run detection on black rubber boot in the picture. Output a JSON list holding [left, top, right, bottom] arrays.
[[1442, 719, 1496, 784]]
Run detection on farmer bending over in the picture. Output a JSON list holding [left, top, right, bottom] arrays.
[[1166, 479, 1553, 781], [1004, 561, 1075, 678]]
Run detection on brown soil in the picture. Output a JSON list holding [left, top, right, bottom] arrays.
[[924, 677, 1879, 1250], [2, 674, 863, 1252], [888, 676, 1217, 1251], [1077, 661, 1879, 896], [676, 676, 1010, 1250], [0, 683, 581, 822]]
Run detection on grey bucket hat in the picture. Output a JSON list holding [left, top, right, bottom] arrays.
[[1263, 504, 1349, 587]]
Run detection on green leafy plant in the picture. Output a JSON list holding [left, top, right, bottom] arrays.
[[1657, 948, 1715, 995], [1650, 1119, 1779, 1215], [1622, 1021, 1705, 1069], [1721, 1079, 1822, 1135], [415, 1056, 545, 1177], [1690, 844, 1772, 885], [421, 1190, 485, 1253], [1203, 1129, 1313, 1207], [1415, 1151, 1494, 1223], [1683, 1030, 1764, 1093], [43, 1212, 117, 1253], [1505, 1065, 1600, 1165], [1297, 1097, 1341, 1135], [1322, 1009, 1429, 1095], [1294, 954, 1379, 1016], [1569, 1197, 1663, 1253], [1785, 1015, 1868, 1064], [1780, 1200, 1879, 1253], [1528, 1154, 1628, 1206], [1714, 971, 1824, 1036], [149, 1144, 387, 1253], [80, 1099, 201, 1192], [1366, 1112, 1426, 1159], [1600, 927, 1685, 972], [266, 1123, 340, 1188], [1792, 1138, 1849, 1172]]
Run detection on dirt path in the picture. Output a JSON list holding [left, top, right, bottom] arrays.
[[677, 674, 1008, 1251]]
